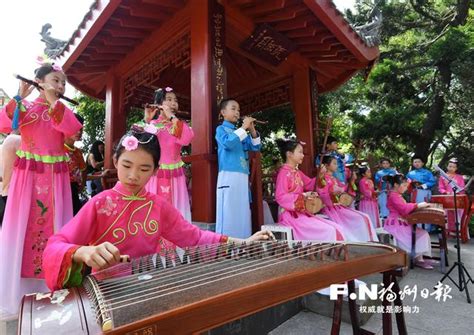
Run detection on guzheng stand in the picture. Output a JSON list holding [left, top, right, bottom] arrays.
[[438, 176, 473, 303], [408, 209, 448, 273]]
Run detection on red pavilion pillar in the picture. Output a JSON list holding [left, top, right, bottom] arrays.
[[190, 0, 226, 224], [104, 72, 126, 169], [292, 67, 316, 176]]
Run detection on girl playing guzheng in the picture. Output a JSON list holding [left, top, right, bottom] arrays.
[[43, 126, 273, 291], [358, 165, 381, 229], [383, 174, 434, 270], [0, 61, 83, 318], [438, 158, 465, 232], [274, 139, 345, 241], [316, 156, 378, 242]]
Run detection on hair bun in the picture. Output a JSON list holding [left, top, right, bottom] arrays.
[[154, 88, 165, 105]]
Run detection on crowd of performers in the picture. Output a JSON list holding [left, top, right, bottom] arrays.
[[0, 61, 467, 320]]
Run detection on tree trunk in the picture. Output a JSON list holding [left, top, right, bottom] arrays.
[[414, 63, 452, 162]]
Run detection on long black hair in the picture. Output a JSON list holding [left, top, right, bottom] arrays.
[[90, 140, 104, 162], [114, 125, 160, 169]]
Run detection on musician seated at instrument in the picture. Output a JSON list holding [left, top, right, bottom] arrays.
[[383, 174, 434, 270], [42, 126, 273, 291], [317, 155, 378, 242], [274, 139, 345, 241], [437, 158, 466, 232]]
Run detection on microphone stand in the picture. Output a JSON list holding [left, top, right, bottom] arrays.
[[437, 167, 473, 303]]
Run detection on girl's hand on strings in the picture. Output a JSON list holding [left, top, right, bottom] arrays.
[[38, 82, 59, 105], [73, 242, 122, 270], [246, 230, 276, 242], [18, 81, 35, 99]]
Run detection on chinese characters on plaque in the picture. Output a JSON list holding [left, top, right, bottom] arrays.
[[241, 24, 295, 66]]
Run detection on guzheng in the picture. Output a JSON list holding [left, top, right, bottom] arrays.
[[19, 241, 406, 335], [406, 204, 445, 226]]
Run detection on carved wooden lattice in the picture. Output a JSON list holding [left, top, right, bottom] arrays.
[[123, 33, 190, 107], [236, 81, 290, 115]]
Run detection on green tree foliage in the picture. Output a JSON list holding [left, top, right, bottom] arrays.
[[74, 94, 105, 153], [74, 95, 145, 154], [252, 105, 295, 170], [336, 0, 473, 174]]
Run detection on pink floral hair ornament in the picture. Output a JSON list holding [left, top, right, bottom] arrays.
[[122, 136, 139, 151], [36, 54, 63, 72], [165, 87, 173, 92]]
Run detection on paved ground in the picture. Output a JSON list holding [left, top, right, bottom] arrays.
[[270, 238, 474, 335]]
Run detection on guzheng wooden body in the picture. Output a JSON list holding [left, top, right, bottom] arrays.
[[19, 241, 406, 335], [406, 204, 445, 226]]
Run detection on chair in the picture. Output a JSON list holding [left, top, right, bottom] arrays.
[[261, 224, 293, 241]]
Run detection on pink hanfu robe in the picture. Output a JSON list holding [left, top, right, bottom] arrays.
[[438, 173, 465, 233], [383, 192, 431, 257], [43, 182, 227, 291], [316, 173, 378, 242], [275, 164, 345, 241], [358, 177, 381, 229], [145, 116, 194, 222], [0, 97, 82, 318]]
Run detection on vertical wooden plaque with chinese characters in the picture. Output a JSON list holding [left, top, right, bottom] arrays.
[[210, 0, 226, 130], [310, 69, 320, 156]]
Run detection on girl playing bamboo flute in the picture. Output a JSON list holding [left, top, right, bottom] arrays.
[[43, 126, 273, 291], [143, 87, 193, 222], [0, 60, 82, 318]]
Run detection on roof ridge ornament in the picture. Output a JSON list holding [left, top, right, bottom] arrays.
[[39, 23, 68, 59], [353, 8, 383, 47]]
